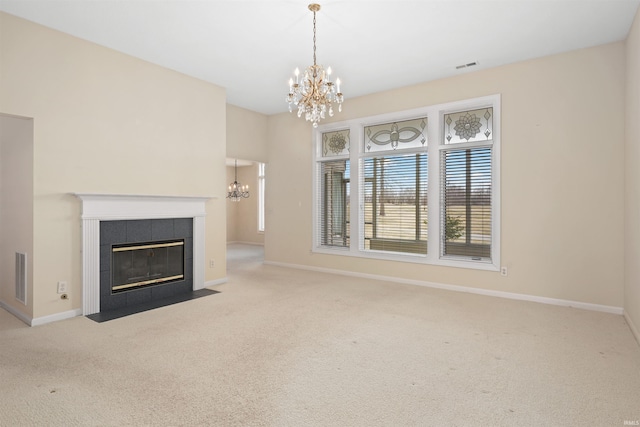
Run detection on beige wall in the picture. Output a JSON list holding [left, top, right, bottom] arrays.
[[0, 12, 227, 320], [226, 163, 264, 245], [226, 166, 239, 243], [226, 104, 267, 246], [0, 115, 34, 319], [625, 8, 640, 339], [235, 163, 263, 245], [267, 42, 626, 308], [227, 104, 268, 163]]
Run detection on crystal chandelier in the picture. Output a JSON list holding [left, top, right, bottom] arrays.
[[227, 160, 249, 202], [286, 3, 343, 128]]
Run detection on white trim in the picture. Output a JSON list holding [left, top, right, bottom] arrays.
[[73, 193, 212, 315], [192, 216, 207, 291], [263, 260, 623, 315], [31, 309, 82, 326], [0, 301, 83, 326], [258, 162, 266, 233], [312, 245, 498, 271], [0, 300, 32, 325], [74, 193, 212, 220], [624, 311, 640, 346]]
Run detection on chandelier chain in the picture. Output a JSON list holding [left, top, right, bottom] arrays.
[[312, 9, 317, 66]]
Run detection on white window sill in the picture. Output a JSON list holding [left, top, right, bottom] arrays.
[[312, 246, 499, 272]]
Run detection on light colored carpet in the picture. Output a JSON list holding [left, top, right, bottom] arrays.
[[1, 243, 639, 426]]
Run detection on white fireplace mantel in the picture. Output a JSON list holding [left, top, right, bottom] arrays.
[[74, 193, 213, 315]]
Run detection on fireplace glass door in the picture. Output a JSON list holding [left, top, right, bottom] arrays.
[[111, 239, 185, 293]]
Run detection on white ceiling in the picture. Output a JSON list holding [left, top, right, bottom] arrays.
[[1, 0, 639, 116]]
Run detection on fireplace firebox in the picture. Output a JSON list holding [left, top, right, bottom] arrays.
[[111, 239, 185, 293]]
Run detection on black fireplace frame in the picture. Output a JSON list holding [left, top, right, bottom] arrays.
[[99, 218, 193, 312]]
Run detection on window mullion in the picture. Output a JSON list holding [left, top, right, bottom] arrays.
[[349, 124, 362, 254], [426, 107, 440, 262]]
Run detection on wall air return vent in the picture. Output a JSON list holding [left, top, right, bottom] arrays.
[[15, 252, 27, 305]]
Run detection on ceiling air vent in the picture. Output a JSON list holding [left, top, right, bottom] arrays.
[[456, 61, 478, 70]]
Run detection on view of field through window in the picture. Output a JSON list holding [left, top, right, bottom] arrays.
[[363, 154, 428, 254]]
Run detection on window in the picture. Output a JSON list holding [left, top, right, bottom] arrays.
[[440, 107, 494, 261], [320, 160, 349, 247], [313, 95, 500, 271], [258, 162, 265, 232], [361, 117, 428, 255], [316, 129, 350, 248]]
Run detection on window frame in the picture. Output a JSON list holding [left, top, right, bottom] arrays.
[[312, 94, 500, 272], [258, 162, 265, 233], [319, 158, 350, 247], [359, 137, 428, 255], [313, 128, 352, 252]]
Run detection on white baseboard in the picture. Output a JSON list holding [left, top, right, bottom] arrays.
[[205, 277, 228, 287], [624, 311, 640, 346], [263, 260, 624, 315], [31, 309, 82, 326], [0, 300, 82, 327], [0, 300, 32, 326]]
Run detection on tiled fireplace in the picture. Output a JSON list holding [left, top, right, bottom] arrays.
[[74, 194, 210, 315], [99, 218, 193, 312]]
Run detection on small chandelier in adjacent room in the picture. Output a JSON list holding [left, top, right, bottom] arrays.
[[286, 3, 343, 128], [227, 160, 250, 202]]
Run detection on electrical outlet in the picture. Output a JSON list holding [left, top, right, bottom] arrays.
[[57, 281, 68, 294], [500, 267, 508, 277], [209, 259, 215, 268]]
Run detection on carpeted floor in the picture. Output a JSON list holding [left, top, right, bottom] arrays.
[[1, 243, 639, 426]]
